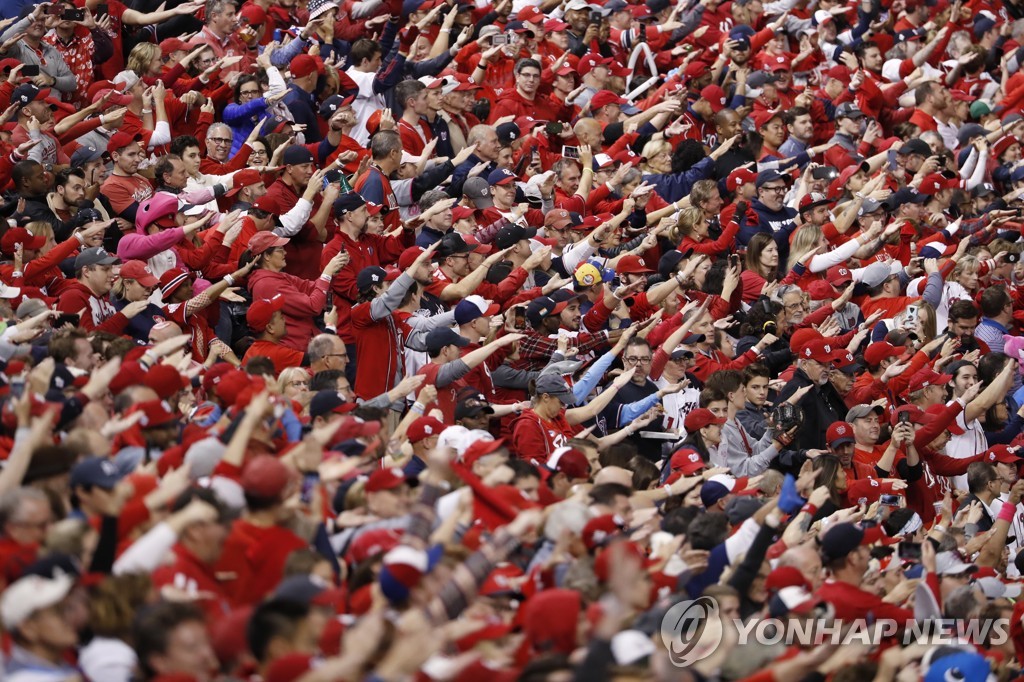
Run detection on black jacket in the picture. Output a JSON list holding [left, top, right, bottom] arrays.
[[776, 368, 847, 450]]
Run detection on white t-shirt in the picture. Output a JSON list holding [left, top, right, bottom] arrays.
[[657, 379, 700, 438], [944, 404, 988, 490], [906, 278, 971, 332], [347, 68, 386, 145]]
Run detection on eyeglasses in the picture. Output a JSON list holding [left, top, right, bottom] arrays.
[[199, 57, 217, 66], [624, 356, 652, 365], [250, 148, 268, 157], [784, 302, 809, 312], [239, 89, 260, 98], [326, 353, 349, 361], [762, 185, 787, 194], [288, 380, 309, 387], [208, 137, 232, 146]]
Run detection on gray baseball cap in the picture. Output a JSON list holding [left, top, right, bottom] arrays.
[[70, 145, 105, 167], [74, 247, 119, 270], [463, 176, 494, 209], [846, 404, 883, 422], [533, 374, 573, 403]]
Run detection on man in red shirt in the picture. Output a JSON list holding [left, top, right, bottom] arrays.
[[99, 131, 154, 223], [0, 488, 51, 586], [151, 488, 232, 624], [815, 522, 921, 625], [395, 79, 433, 157], [262, 145, 337, 280], [491, 58, 568, 123], [243, 295, 304, 373], [187, 0, 254, 71], [417, 328, 522, 422], [215, 454, 309, 607]]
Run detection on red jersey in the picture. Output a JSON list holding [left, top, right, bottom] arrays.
[[509, 408, 578, 459], [215, 519, 308, 607], [416, 361, 465, 423]]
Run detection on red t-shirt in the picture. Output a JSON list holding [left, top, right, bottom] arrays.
[[100, 174, 154, 216]]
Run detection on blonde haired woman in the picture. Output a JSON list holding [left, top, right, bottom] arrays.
[[674, 205, 739, 258], [640, 139, 673, 175], [277, 366, 312, 414], [785, 222, 883, 290], [126, 42, 163, 79]]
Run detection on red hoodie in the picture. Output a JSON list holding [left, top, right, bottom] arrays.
[[248, 269, 331, 352]]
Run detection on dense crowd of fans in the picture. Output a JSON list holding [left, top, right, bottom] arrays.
[[2, 0, 1024, 678]]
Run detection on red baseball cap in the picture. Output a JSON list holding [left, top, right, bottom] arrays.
[[699, 84, 728, 112], [806, 280, 837, 301], [684, 408, 726, 432], [826, 264, 853, 287], [462, 438, 506, 467], [984, 444, 1021, 464], [365, 467, 408, 493], [905, 367, 951, 394], [590, 89, 627, 111], [142, 364, 189, 400], [669, 448, 705, 475], [248, 231, 289, 256], [407, 415, 445, 443], [241, 455, 294, 500], [582, 514, 626, 551], [545, 446, 590, 480], [118, 260, 158, 287], [131, 399, 178, 429], [247, 295, 286, 333], [826, 421, 855, 448], [616, 254, 654, 274], [798, 339, 843, 363], [106, 130, 144, 155], [225, 168, 264, 197], [578, 54, 613, 76], [727, 167, 756, 192], [863, 341, 905, 367], [0, 227, 45, 254]]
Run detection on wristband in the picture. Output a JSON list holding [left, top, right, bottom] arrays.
[[801, 503, 818, 517], [141, 108, 153, 114], [998, 502, 1016, 522], [224, 274, 235, 286], [74, 232, 86, 245], [663, 484, 673, 497]]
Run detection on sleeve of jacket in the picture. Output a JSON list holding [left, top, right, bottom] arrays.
[[116, 229, 186, 262]]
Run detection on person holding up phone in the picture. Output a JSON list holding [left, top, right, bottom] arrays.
[[43, 3, 113, 108], [0, 4, 77, 96]]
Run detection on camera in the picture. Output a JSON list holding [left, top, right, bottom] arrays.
[[492, 33, 510, 46], [62, 8, 85, 21], [589, 10, 602, 23], [561, 145, 580, 159]]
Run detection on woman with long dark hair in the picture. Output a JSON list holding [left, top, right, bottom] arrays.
[[740, 232, 779, 303]]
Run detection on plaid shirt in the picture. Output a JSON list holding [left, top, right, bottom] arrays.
[[516, 329, 611, 371]]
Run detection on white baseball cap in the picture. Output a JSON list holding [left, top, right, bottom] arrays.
[[1, 574, 74, 630]]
